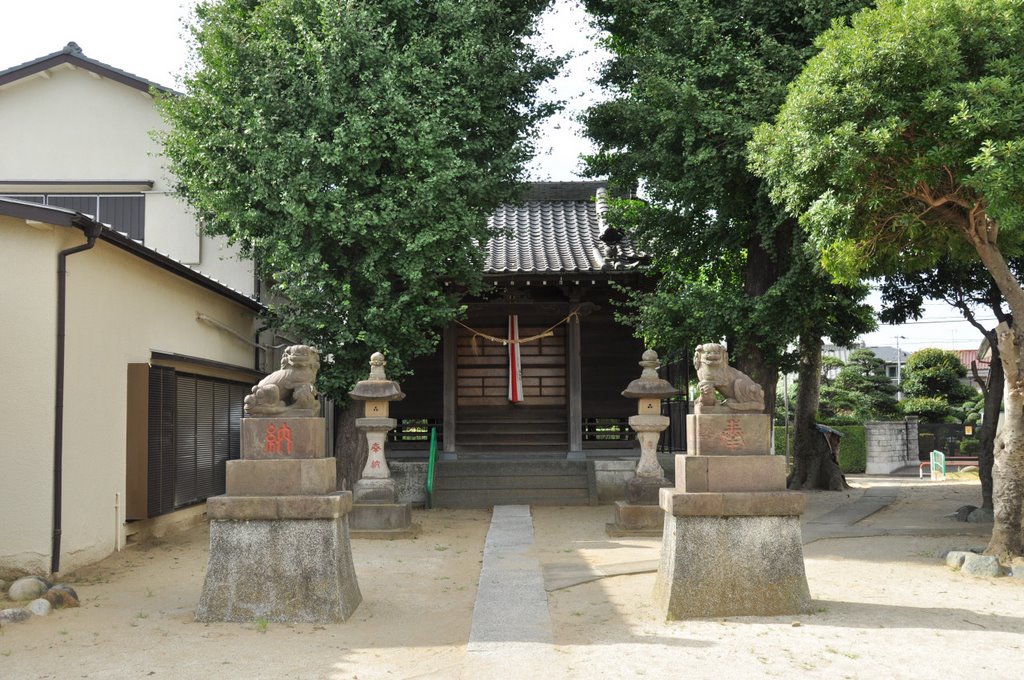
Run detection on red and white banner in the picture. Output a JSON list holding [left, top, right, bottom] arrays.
[[508, 315, 524, 403]]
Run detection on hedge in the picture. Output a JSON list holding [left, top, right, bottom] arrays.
[[774, 425, 866, 474]]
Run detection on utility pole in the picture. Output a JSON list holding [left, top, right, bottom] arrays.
[[895, 335, 906, 400]]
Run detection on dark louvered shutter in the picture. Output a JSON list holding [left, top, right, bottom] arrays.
[[98, 195, 145, 240], [146, 366, 176, 517], [212, 382, 231, 493], [195, 380, 216, 500], [229, 384, 247, 461], [175, 375, 198, 507]]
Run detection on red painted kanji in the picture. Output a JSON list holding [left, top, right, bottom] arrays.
[[370, 442, 382, 453], [370, 460, 381, 469], [265, 423, 293, 454], [719, 418, 745, 451]]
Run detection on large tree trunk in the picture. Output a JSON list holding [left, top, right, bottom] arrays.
[[734, 343, 778, 422], [334, 401, 367, 493], [988, 322, 1024, 557], [975, 345, 1003, 511], [961, 222, 1024, 558], [736, 224, 793, 417], [787, 334, 848, 490]]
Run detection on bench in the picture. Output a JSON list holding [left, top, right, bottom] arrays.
[[919, 452, 979, 479]]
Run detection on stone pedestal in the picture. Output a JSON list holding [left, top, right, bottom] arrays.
[[656, 411, 810, 619], [608, 500, 665, 536], [197, 494, 361, 623], [196, 414, 361, 622], [655, 503, 810, 619]]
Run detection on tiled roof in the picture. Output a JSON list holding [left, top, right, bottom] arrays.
[[955, 349, 990, 369], [0, 42, 176, 94], [865, 346, 910, 364], [484, 182, 642, 276]]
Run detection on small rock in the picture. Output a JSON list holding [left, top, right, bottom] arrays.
[[0, 608, 32, 624], [50, 583, 78, 600], [954, 505, 978, 522], [9, 576, 51, 601], [945, 551, 970, 569], [791, 621, 802, 627], [26, 598, 51, 616], [1010, 564, 1024, 580], [967, 508, 994, 524], [44, 587, 79, 609], [961, 553, 1003, 578]]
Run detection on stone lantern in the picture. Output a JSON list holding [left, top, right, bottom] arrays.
[[608, 349, 679, 535], [621, 349, 679, 501], [347, 352, 415, 536]]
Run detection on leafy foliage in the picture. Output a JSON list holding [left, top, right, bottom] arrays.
[[159, 0, 558, 396], [582, 0, 874, 383], [750, 0, 1024, 281], [901, 348, 976, 405], [827, 349, 900, 419], [900, 396, 955, 423], [774, 424, 866, 473]]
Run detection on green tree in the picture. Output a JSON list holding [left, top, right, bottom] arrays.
[[899, 396, 954, 424], [750, 0, 1024, 557], [901, 348, 976, 406], [879, 258, 1015, 510], [820, 349, 899, 422], [159, 0, 558, 400], [582, 0, 874, 490]]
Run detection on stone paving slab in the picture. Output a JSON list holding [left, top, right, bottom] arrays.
[[463, 505, 557, 679]]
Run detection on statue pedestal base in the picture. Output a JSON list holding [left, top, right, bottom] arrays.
[[605, 501, 664, 537], [655, 489, 810, 619], [606, 476, 673, 536], [353, 477, 399, 503], [196, 494, 361, 623], [349, 502, 416, 538], [350, 478, 417, 537]]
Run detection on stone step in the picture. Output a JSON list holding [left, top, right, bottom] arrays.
[[432, 488, 592, 508], [431, 460, 596, 508]]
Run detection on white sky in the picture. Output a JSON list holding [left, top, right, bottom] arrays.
[[0, 0, 990, 354]]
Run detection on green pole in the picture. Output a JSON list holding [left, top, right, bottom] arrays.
[[426, 427, 437, 509]]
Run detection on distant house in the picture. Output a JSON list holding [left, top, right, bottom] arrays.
[[864, 346, 912, 383], [0, 43, 266, 577], [954, 348, 990, 389], [0, 42, 255, 295], [0, 199, 263, 577]]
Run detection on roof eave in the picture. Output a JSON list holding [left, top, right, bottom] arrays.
[[0, 49, 176, 95]]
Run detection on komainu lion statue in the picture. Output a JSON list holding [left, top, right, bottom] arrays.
[[244, 345, 321, 417], [693, 342, 765, 414]]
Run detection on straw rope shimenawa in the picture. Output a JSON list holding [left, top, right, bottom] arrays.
[[456, 310, 581, 356]]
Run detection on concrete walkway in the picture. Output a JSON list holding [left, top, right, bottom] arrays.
[[462, 505, 557, 679], [465, 483, 988, 676]]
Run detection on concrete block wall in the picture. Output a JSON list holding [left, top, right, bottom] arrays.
[[865, 418, 918, 475]]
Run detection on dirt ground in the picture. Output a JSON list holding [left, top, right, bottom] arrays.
[[2, 475, 1021, 679]]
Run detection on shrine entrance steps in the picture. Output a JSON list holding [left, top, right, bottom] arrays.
[[431, 459, 597, 508]]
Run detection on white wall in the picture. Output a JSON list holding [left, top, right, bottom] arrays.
[[0, 64, 255, 295], [0, 216, 60, 575], [0, 214, 258, 575]]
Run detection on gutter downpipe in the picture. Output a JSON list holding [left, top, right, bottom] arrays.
[[52, 216, 103, 575]]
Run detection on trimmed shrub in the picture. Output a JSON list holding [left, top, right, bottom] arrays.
[[773, 425, 866, 473], [959, 438, 980, 457]]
